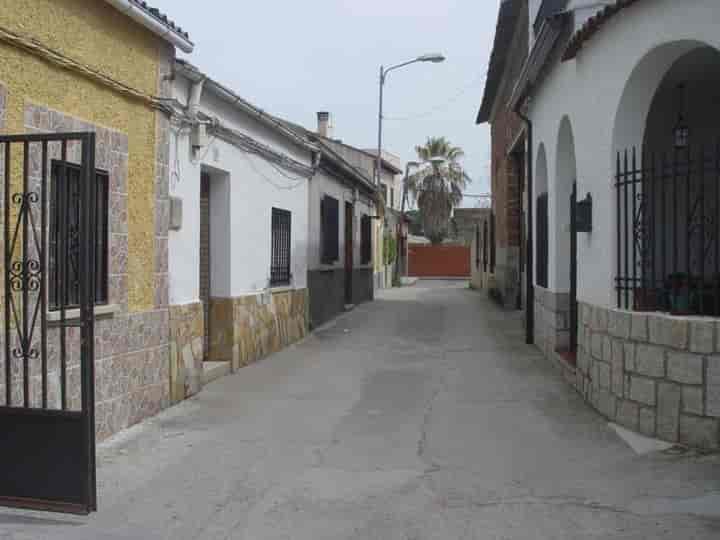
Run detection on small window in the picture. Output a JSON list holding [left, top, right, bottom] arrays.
[[360, 215, 372, 264], [270, 208, 292, 286], [49, 161, 109, 310], [390, 188, 395, 209], [321, 195, 339, 264], [382, 184, 389, 206]]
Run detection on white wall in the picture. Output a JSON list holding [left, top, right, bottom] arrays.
[[307, 167, 375, 270], [527, 0, 720, 307], [169, 77, 313, 305]]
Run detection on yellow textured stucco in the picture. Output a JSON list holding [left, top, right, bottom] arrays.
[[0, 0, 162, 311]]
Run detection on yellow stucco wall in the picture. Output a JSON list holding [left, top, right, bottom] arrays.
[[0, 0, 162, 311]]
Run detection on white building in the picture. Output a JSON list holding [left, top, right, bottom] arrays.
[[512, 0, 720, 448], [286, 113, 378, 328], [167, 60, 317, 395]]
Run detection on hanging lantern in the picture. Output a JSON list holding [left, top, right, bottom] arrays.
[[673, 83, 690, 150]]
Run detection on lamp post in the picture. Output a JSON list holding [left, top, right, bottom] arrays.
[[375, 53, 445, 187], [395, 157, 446, 283]]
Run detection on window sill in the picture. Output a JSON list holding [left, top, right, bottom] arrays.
[[269, 285, 296, 294], [47, 303, 120, 322]]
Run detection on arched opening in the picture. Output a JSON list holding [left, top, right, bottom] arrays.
[[554, 117, 578, 356], [554, 117, 577, 291], [613, 42, 720, 315], [535, 144, 549, 288]]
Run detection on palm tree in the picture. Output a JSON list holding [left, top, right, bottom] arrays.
[[407, 137, 469, 244]]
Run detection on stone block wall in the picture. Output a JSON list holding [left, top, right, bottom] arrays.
[[168, 302, 204, 403], [572, 302, 720, 449], [533, 286, 571, 355], [209, 289, 308, 371]]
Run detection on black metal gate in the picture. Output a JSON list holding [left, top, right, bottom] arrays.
[[0, 133, 97, 514], [569, 182, 578, 354]]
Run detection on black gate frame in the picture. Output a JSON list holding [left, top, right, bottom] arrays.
[[0, 132, 97, 515]]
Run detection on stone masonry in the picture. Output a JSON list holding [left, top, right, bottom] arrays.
[[0, 104, 172, 441], [567, 302, 720, 449], [209, 289, 308, 371], [533, 286, 571, 356], [168, 302, 204, 403]]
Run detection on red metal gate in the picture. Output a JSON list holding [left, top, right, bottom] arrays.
[[408, 244, 471, 278]]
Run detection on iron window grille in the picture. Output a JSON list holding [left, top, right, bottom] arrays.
[[360, 215, 372, 264], [536, 193, 549, 288], [270, 207, 292, 287], [321, 195, 339, 264], [615, 144, 720, 315], [49, 161, 108, 310]]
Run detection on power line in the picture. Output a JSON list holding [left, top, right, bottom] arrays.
[[384, 69, 488, 122]]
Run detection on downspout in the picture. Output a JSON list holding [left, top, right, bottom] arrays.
[[188, 77, 206, 120], [516, 106, 534, 345]]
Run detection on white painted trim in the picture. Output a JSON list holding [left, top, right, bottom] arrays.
[[47, 303, 120, 322], [103, 0, 194, 53]]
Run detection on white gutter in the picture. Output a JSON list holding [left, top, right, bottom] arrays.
[[104, 0, 194, 53]]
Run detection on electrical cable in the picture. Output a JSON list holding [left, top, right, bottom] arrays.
[[384, 69, 488, 122]]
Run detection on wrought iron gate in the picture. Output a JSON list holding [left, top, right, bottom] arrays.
[[0, 133, 97, 514]]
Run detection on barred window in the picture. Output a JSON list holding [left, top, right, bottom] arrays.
[[49, 161, 109, 310], [321, 195, 339, 264], [270, 208, 292, 286]]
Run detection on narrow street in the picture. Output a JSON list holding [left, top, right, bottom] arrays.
[[3, 281, 719, 539]]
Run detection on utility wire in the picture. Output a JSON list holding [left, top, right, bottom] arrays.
[[384, 69, 488, 122]]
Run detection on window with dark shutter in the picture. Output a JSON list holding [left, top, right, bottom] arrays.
[[321, 195, 339, 264], [390, 189, 394, 209], [49, 161, 109, 310], [382, 184, 388, 206], [360, 215, 372, 264], [270, 208, 292, 286]]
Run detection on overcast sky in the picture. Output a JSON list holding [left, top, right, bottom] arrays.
[[150, 0, 498, 206]]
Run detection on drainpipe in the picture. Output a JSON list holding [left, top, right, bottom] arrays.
[[188, 78, 206, 120], [516, 107, 534, 345]]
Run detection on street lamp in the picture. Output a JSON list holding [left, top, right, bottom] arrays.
[[395, 157, 446, 283], [375, 53, 446, 186]]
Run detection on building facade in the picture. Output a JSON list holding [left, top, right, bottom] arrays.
[[477, 0, 529, 311], [513, 0, 720, 448], [167, 61, 316, 402], [0, 0, 192, 440]]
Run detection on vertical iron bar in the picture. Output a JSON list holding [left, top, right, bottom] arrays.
[[673, 148, 679, 311], [41, 141, 48, 408], [685, 146, 691, 314], [631, 148, 637, 311], [616, 152, 621, 308], [59, 140, 67, 410], [661, 152, 667, 310], [649, 150, 656, 310], [716, 139, 719, 316], [22, 142, 29, 408], [700, 146, 706, 315], [624, 149, 629, 310], [4, 142, 11, 406], [82, 134, 98, 511]]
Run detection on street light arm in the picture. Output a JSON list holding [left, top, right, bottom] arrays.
[[382, 58, 422, 81]]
